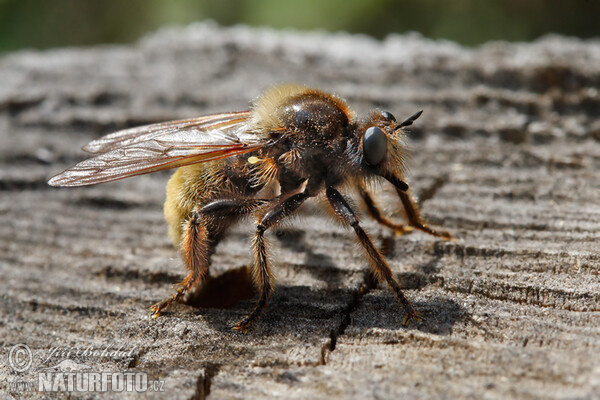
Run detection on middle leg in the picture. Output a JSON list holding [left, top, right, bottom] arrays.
[[233, 191, 309, 332]]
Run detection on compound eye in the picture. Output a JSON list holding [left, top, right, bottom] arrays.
[[363, 126, 388, 166], [381, 111, 396, 122]]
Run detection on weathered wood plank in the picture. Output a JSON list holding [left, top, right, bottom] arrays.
[[1, 23, 599, 399]]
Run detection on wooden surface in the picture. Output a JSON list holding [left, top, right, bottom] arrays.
[[1, 22, 599, 399]]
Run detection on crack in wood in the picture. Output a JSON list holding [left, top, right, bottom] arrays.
[[191, 363, 220, 400], [320, 271, 378, 365]]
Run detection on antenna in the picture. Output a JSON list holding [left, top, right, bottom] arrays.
[[393, 110, 423, 131]]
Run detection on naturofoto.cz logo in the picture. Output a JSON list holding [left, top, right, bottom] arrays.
[[4, 343, 165, 394]]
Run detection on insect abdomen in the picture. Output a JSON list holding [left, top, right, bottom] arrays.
[[164, 165, 203, 246], [164, 156, 268, 247]]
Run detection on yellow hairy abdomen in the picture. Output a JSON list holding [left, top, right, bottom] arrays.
[[164, 164, 207, 247]]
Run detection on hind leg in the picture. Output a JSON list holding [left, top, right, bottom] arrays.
[[151, 209, 210, 318], [151, 197, 268, 318]]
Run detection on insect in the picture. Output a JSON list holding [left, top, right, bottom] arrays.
[[49, 84, 451, 332]]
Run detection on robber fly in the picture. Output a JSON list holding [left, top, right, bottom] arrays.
[[49, 84, 451, 332]]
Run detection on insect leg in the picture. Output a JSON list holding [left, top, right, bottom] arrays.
[[357, 183, 413, 235], [200, 197, 270, 219], [150, 210, 209, 318], [326, 186, 421, 326], [233, 191, 309, 332], [151, 197, 268, 318], [396, 188, 452, 240]]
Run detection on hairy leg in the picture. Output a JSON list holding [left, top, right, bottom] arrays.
[[233, 191, 309, 332], [357, 183, 413, 235], [151, 197, 267, 318], [396, 188, 452, 240], [357, 180, 452, 240], [151, 210, 209, 318]]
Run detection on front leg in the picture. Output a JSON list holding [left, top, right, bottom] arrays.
[[356, 180, 451, 240], [396, 188, 452, 240], [233, 191, 309, 332], [357, 183, 413, 236], [326, 186, 421, 326]]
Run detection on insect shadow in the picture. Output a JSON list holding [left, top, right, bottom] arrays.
[[349, 292, 465, 336], [274, 227, 345, 291], [181, 241, 464, 336], [180, 225, 343, 310], [179, 264, 350, 333]]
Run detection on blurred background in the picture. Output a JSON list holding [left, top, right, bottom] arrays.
[[1, 0, 599, 53]]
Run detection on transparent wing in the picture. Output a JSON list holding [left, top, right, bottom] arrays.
[[48, 117, 266, 187], [82, 111, 252, 154]]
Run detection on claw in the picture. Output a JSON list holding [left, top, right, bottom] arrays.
[[402, 309, 423, 327], [437, 229, 454, 241], [149, 304, 163, 319], [150, 296, 175, 318], [231, 321, 249, 334], [394, 226, 414, 236], [445, 233, 457, 242]]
